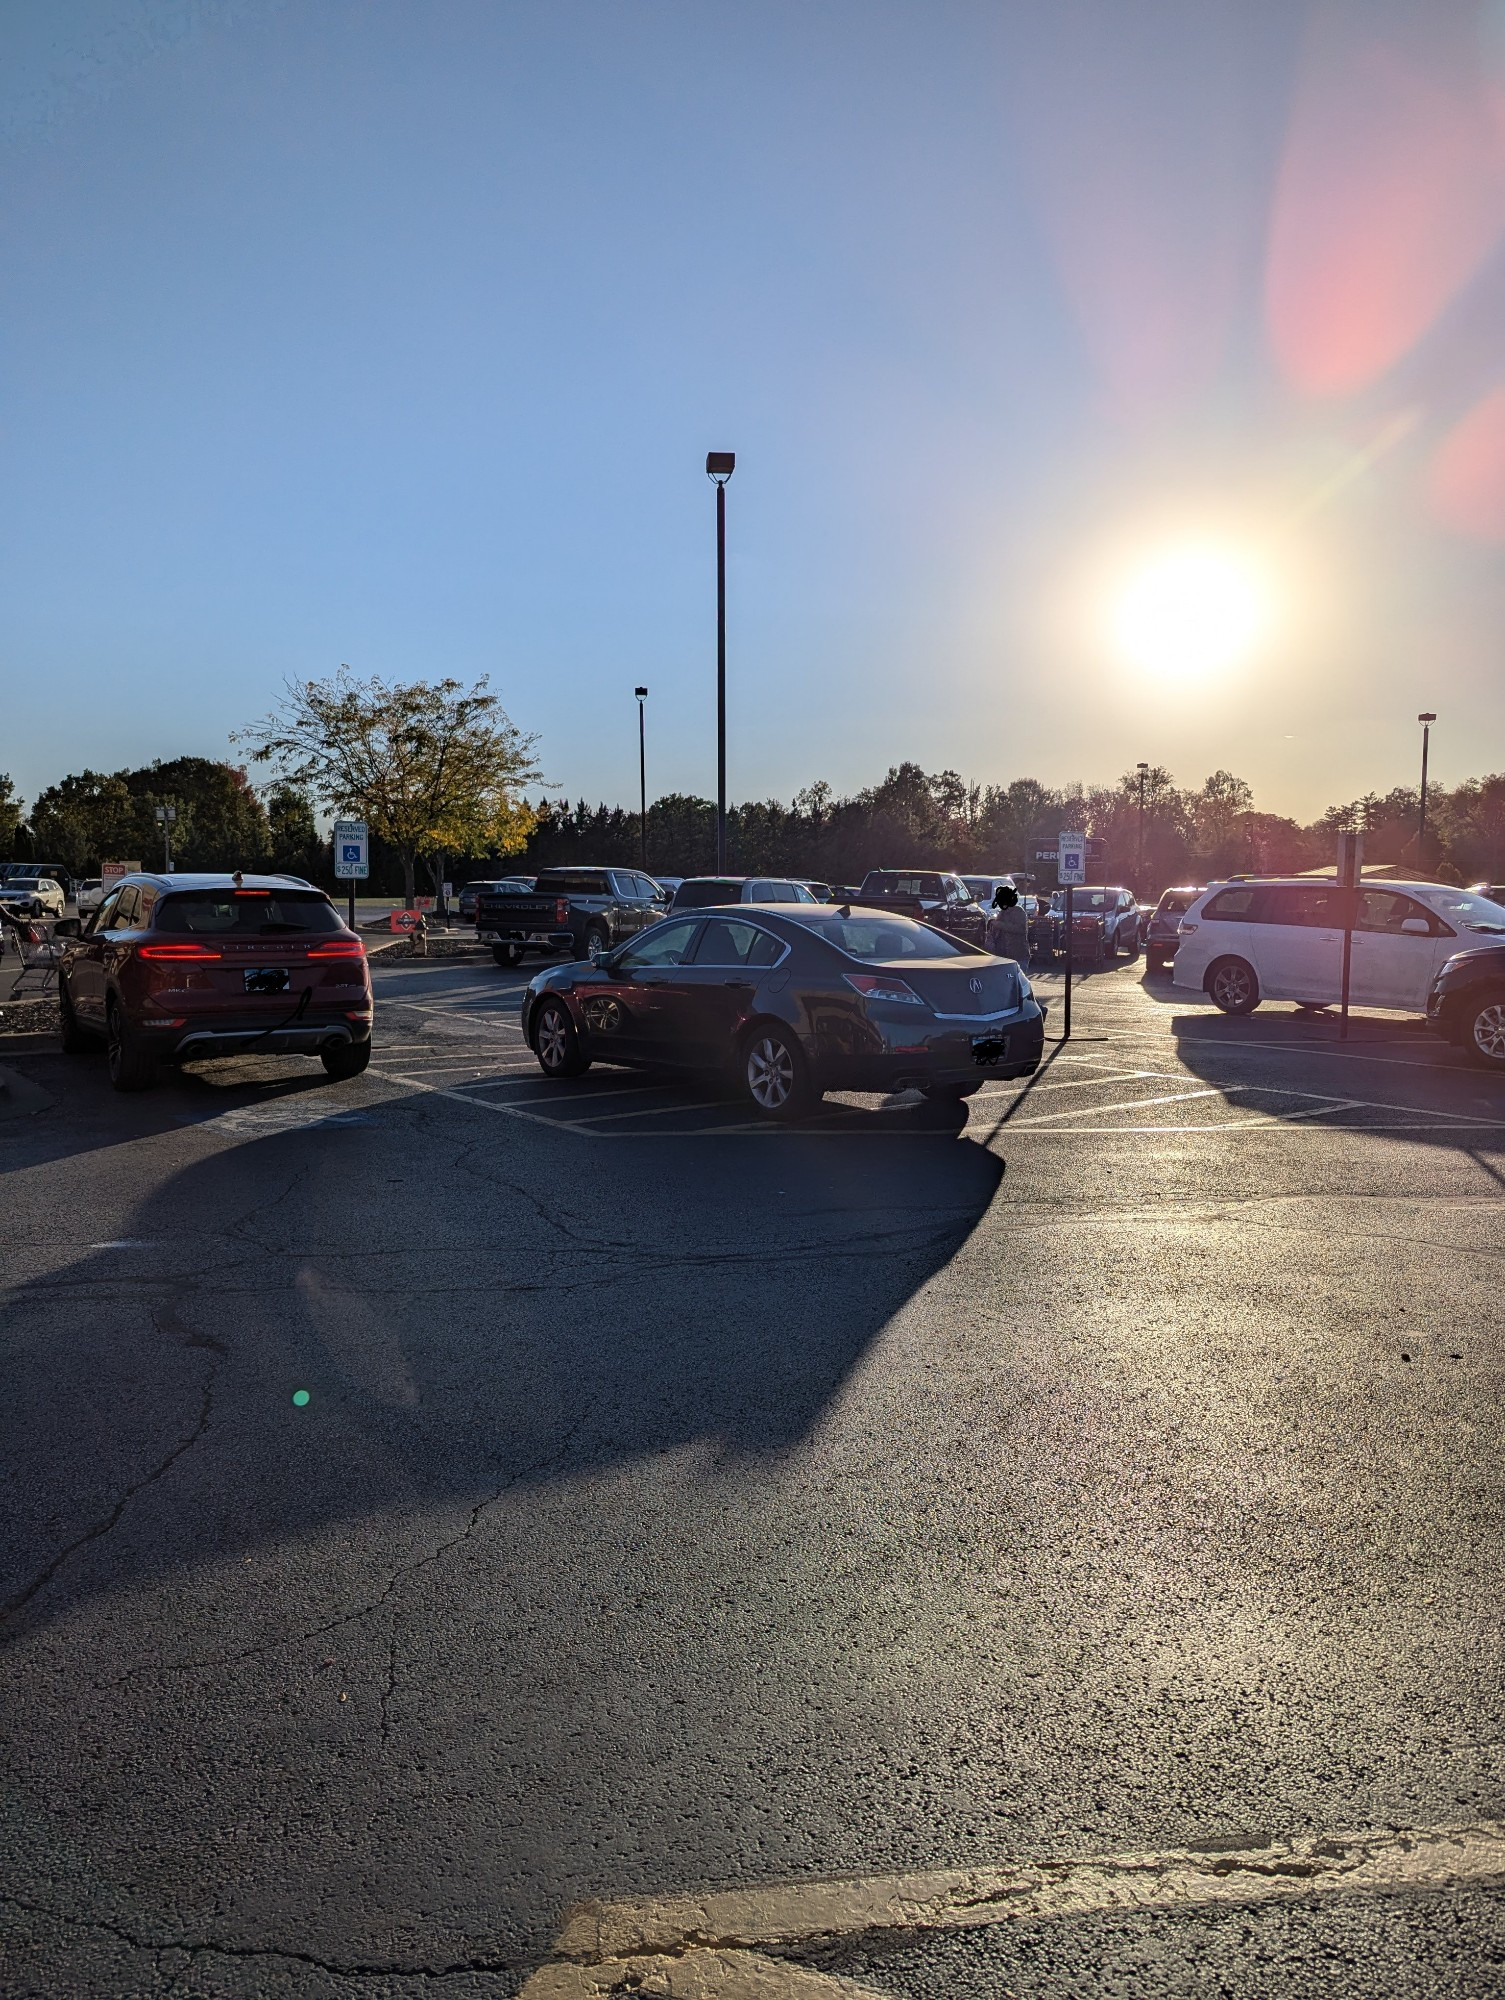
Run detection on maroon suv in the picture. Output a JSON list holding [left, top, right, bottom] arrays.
[[56, 873, 373, 1091]]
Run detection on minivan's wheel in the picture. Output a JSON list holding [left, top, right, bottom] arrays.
[[1206, 956, 1259, 1016], [106, 1000, 156, 1091], [741, 1025, 815, 1119], [321, 1040, 371, 1079], [533, 998, 591, 1077], [59, 981, 97, 1053], [584, 925, 610, 966], [1463, 990, 1505, 1069], [492, 943, 523, 968]]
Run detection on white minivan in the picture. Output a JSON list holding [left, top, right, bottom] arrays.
[[1173, 878, 1505, 1015]]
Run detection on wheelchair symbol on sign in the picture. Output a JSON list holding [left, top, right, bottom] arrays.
[[342, 844, 362, 864]]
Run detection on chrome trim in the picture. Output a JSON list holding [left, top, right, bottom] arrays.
[[931, 1005, 1022, 1024]]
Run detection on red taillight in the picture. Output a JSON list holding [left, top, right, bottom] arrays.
[[306, 937, 367, 959], [555, 897, 569, 925], [137, 941, 223, 962], [843, 971, 925, 1006]]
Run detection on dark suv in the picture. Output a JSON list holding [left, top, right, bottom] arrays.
[[55, 873, 372, 1091], [1144, 887, 1204, 972]]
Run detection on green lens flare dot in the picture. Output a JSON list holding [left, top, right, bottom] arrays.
[[292, 1389, 311, 1407]]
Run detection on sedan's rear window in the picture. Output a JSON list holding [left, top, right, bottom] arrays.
[[787, 914, 973, 960], [155, 890, 345, 935]]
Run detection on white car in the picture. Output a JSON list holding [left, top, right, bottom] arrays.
[[1173, 877, 1505, 1015], [76, 878, 106, 914], [0, 873, 67, 920]]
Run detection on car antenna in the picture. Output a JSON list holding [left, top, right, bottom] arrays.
[[233, 870, 244, 888]]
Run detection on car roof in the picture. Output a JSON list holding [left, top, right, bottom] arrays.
[[110, 872, 333, 892]]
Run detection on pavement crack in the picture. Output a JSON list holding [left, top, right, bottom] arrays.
[[2, 1326, 219, 1631], [95, 1402, 596, 1688], [0, 1893, 526, 1980]]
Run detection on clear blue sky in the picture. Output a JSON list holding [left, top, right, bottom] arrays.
[[6, 0, 1505, 824]]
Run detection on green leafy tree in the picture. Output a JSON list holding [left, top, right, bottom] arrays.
[[266, 782, 326, 880], [0, 774, 23, 861], [238, 670, 542, 906]]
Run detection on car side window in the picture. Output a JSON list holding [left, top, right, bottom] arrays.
[[690, 918, 778, 965], [1265, 886, 1340, 927], [103, 887, 140, 930], [86, 888, 122, 935], [614, 918, 700, 970], [1356, 891, 1444, 936], [137, 885, 159, 926]]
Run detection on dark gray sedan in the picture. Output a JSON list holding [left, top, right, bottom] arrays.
[[520, 904, 1044, 1118]]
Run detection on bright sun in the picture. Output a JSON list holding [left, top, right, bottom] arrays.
[[1109, 542, 1272, 683]]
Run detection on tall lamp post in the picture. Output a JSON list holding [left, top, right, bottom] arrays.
[[1136, 762, 1149, 892], [154, 802, 178, 873], [706, 451, 735, 870], [1417, 712, 1436, 870], [635, 685, 649, 869]]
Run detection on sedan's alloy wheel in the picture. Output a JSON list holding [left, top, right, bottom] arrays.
[[537, 1005, 570, 1070], [1472, 1001, 1505, 1063], [747, 1035, 795, 1109]]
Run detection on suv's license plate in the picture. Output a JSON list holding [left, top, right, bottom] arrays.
[[244, 967, 291, 995], [972, 1034, 1008, 1066]]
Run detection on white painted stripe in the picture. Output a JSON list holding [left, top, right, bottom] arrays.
[[367, 1069, 599, 1132], [1011, 1086, 1223, 1124], [552, 1821, 1505, 1966]]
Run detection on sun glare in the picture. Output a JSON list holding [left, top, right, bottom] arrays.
[[1109, 543, 1272, 683]]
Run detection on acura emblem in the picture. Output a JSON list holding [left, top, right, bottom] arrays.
[[968, 976, 983, 994]]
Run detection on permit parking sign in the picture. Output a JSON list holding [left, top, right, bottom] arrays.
[[333, 819, 369, 881], [1057, 831, 1087, 885]]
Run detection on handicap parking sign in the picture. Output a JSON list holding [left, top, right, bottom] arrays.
[[332, 819, 369, 880]]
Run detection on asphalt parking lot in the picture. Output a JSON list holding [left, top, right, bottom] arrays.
[[3, 952, 1505, 1997]]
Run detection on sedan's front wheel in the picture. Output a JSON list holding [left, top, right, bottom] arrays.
[[1463, 989, 1505, 1069], [533, 998, 591, 1078], [741, 1026, 815, 1119]]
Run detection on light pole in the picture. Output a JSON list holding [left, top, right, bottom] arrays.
[[706, 451, 735, 870], [154, 802, 178, 873], [1417, 712, 1436, 870], [1136, 761, 1149, 892], [635, 685, 649, 869]]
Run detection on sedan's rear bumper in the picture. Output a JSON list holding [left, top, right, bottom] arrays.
[[819, 1007, 1045, 1091]]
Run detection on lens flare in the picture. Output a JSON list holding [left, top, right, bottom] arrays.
[[1108, 543, 1271, 683]]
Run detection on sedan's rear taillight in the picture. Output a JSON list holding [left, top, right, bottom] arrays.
[[306, 937, 367, 959], [844, 972, 925, 1006], [137, 941, 223, 962]]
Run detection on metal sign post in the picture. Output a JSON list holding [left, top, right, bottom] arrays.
[[1057, 830, 1087, 1043], [333, 819, 370, 931], [1337, 830, 1363, 1042]]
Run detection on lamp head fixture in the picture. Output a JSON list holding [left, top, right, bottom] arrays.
[[1418, 711, 1436, 724], [635, 685, 648, 699], [705, 451, 735, 484]]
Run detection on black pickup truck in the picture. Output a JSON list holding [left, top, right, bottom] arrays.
[[476, 866, 666, 968], [853, 870, 988, 946]]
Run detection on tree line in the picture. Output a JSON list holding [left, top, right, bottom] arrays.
[[5, 668, 1501, 894]]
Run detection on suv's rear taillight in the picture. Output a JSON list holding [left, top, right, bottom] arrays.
[[306, 937, 367, 959], [137, 941, 223, 962]]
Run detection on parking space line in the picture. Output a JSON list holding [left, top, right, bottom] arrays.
[[367, 1069, 601, 1132], [1012, 1086, 1224, 1125]]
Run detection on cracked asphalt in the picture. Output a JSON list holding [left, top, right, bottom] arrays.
[[3, 954, 1505, 1996]]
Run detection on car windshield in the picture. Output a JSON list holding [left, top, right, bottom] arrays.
[[787, 913, 973, 960], [1419, 888, 1505, 932], [155, 889, 345, 934]]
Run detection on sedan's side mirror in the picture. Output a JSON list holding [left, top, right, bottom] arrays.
[[1400, 916, 1431, 936], [53, 917, 82, 939]]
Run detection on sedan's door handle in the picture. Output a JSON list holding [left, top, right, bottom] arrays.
[[721, 979, 753, 990]]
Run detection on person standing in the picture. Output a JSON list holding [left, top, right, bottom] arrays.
[[985, 884, 1030, 968]]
